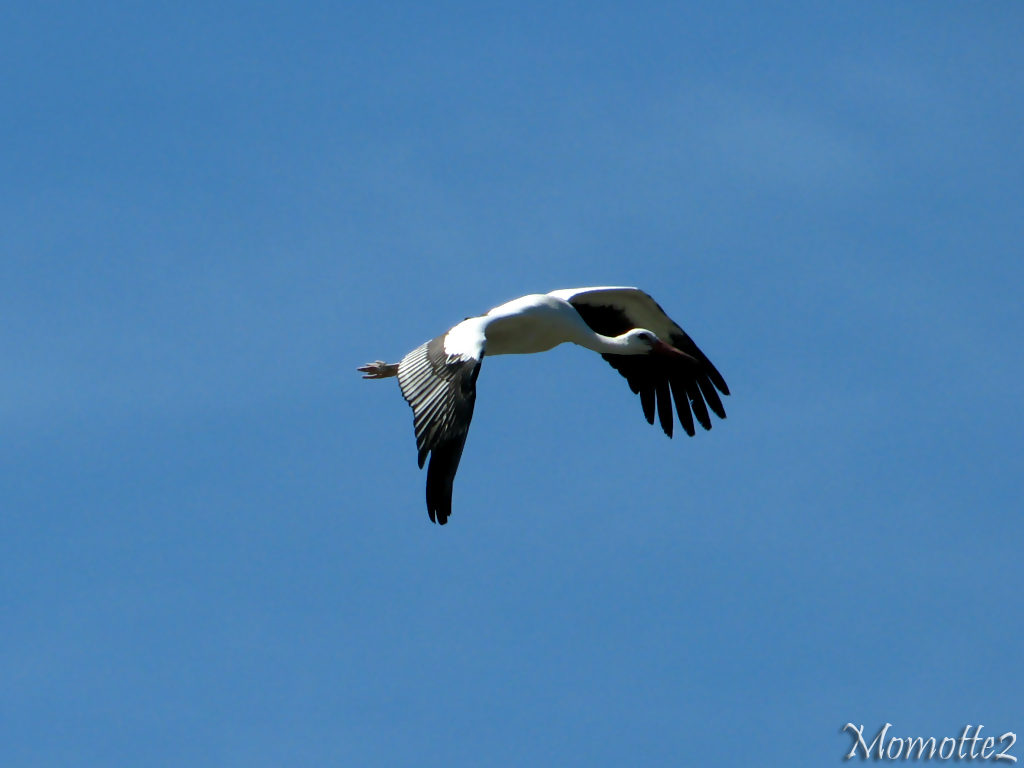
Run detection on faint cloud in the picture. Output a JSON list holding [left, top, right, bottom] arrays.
[[701, 95, 876, 194], [617, 86, 878, 199]]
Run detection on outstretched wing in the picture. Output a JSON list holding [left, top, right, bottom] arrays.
[[549, 287, 729, 438], [397, 329, 484, 524]]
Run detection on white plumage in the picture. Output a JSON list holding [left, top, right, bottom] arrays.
[[359, 287, 729, 524]]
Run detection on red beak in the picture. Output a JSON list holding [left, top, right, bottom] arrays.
[[651, 339, 699, 364]]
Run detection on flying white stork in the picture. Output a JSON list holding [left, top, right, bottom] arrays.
[[358, 287, 729, 524]]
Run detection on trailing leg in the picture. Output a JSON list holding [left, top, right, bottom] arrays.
[[357, 361, 399, 379]]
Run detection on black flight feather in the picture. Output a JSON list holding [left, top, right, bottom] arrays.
[[397, 334, 483, 524], [568, 299, 728, 437]]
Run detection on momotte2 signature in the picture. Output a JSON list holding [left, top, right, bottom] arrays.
[[843, 724, 1017, 762]]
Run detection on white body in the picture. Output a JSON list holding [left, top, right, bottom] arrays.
[[358, 286, 729, 524], [444, 291, 650, 360]]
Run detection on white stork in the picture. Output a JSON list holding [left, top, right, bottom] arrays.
[[358, 287, 729, 524]]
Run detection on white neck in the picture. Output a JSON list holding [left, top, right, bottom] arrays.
[[479, 294, 649, 357], [554, 301, 647, 355], [572, 329, 643, 355]]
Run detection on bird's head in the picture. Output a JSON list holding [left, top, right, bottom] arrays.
[[621, 329, 698, 362]]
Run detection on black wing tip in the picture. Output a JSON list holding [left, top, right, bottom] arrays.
[[425, 489, 452, 525], [704, 365, 730, 398], [655, 379, 674, 437], [431, 509, 450, 525], [426, 495, 452, 525], [707, 365, 730, 397], [426, 506, 450, 524], [693, 407, 712, 431], [425, 489, 453, 526], [698, 389, 727, 425], [423, 437, 464, 527]]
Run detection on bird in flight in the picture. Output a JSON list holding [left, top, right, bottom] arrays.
[[359, 287, 729, 524]]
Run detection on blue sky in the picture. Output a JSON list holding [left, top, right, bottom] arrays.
[[1, 2, 1022, 766]]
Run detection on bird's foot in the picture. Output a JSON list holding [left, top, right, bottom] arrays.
[[357, 361, 399, 379]]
